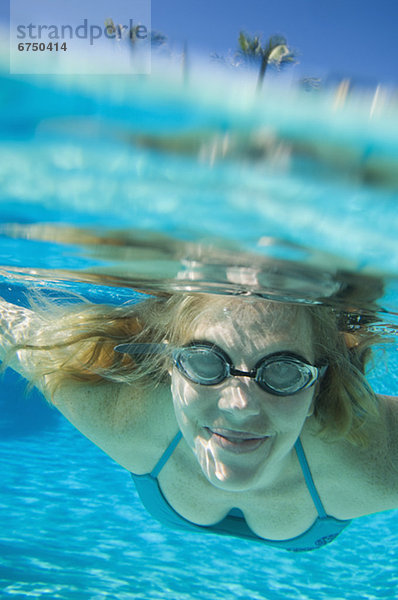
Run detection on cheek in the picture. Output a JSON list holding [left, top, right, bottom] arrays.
[[266, 390, 315, 427], [170, 371, 188, 409], [171, 370, 209, 418]]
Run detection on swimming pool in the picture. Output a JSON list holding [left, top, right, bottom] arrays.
[[1, 52, 398, 599]]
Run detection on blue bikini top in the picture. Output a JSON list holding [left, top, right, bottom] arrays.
[[131, 431, 351, 552]]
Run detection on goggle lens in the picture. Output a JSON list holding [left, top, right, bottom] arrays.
[[174, 344, 322, 396], [176, 347, 227, 384], [257, 359, 312, 394]]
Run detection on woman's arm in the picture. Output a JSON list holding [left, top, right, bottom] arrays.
[[0, 297, 174, 472], [358, 394, 398, 511], [377, 394, 398, 469], [52, 379, 174, 472]]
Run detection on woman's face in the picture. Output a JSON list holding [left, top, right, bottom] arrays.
[[171, 300, 317, 492]]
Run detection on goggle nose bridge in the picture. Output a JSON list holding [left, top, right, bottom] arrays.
[[228, 366, 258, 379]]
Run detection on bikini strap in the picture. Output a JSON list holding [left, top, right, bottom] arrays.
[[150, 430, 183, 478], [294, 438, 327, 518], [150, 432, 328, 518]]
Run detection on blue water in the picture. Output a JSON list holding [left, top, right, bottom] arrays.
[[1, 57, 398, 599], [2, 375, 398, 600]]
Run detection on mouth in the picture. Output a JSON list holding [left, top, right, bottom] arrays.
[[205, 427, 270, 454]]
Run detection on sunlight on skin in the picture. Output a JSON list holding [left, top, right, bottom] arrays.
[[170, 299, 317, 492], [201, 436, 228, 482]]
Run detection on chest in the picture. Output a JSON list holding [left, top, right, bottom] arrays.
[[133, 408, 394, 539], [153, 437, 328, 541]]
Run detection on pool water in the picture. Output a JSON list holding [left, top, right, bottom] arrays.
[[1, 53, 398, 599]]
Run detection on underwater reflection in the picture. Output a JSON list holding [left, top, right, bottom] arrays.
[[0, 223, 395, 332]]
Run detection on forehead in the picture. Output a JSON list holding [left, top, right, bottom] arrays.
[[190, 298, 314, 357]]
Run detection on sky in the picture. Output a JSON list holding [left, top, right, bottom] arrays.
[[150, 0, 398, 86], [2, 0, 398, 86]]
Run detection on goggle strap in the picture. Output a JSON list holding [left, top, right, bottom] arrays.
[[114, 342, 168, 356]]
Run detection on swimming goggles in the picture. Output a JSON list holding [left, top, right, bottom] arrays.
[[114, 341, 328, 397]]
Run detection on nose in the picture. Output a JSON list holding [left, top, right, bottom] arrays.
[[218, 381, 261, 420]]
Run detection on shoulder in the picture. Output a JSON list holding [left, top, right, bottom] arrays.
[[53, 380, 177, 472], [350, 394, 398, 513], [303, 406, 398, 517], [375, 394, 398, 471], [349, 396, 398, 514], [376, 393, 398, 420]]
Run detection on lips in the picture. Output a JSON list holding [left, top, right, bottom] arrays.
[[206, 427, 270, 454], [210, 428, 266, 440]]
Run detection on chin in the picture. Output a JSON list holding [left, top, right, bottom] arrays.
[[194, 435, 268, 491], [203, 461, 260, 492]]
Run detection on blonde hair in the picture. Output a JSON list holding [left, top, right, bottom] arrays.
[[8, 291, 382, 446]]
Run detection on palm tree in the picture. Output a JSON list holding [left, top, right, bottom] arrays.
[[149, 31, 168, 48], [181, 40, 189, 85], [104, 20, 167, 51], [237, 32, 296, 92], [128, 26, 168, 51]]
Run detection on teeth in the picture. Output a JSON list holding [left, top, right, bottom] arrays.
[[207, 428, 267, 442], [215, 432, 263, 442]]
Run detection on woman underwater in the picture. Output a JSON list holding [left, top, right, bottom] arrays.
[[1, 290, 398, 552]]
